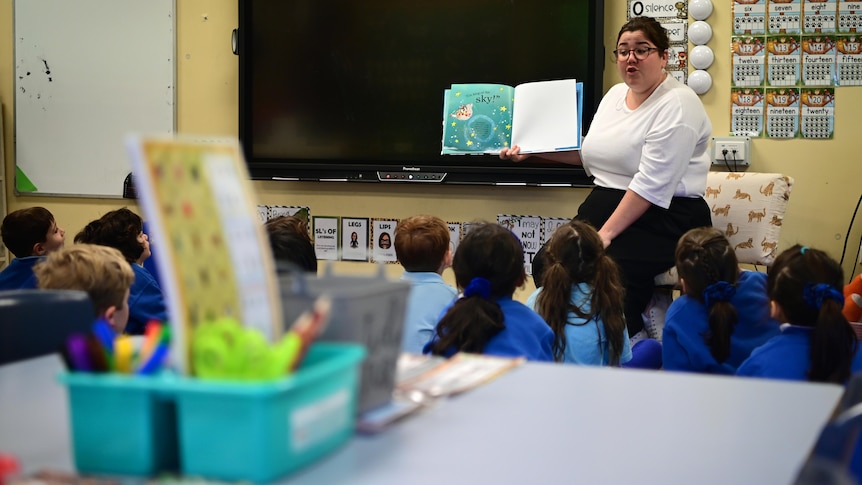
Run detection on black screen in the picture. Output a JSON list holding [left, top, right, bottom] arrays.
[[239, 0, 604, 185]]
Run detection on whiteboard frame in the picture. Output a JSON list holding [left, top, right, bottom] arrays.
[[13, 0, 176, 198]]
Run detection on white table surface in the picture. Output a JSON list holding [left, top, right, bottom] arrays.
[[0, 354, 844, 485]]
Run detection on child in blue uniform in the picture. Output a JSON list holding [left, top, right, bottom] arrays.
[[0, 207, 65, 290], [424, 222, 554, 361], [663, 227, 780, 374], [737, 245, 862, 383], [395, 215, 457, 354], [35, 244, 135, 332], [75, 208, 167, 335], [526, 220, 631, 366]]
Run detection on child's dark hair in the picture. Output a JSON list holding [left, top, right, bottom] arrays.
[[534, 220, 626, 364], [768, 245, 856, 383], [74, 208, 144, 263], [394, 215, 449, 272], [675, 227, 740, 363], [0, 207, 56, 257], [531, 244, 549, 288], [265, 216, 317, 273], [428, 222, 525, 355]]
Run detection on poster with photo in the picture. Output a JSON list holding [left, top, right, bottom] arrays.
[[341, 217, 369, 261], [312, 216, 340, 261], [371, 218, 399, 263]]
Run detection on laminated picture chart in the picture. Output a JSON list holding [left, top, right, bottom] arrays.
[[724, 1, 862, 136], [127, 136, 283, 374]]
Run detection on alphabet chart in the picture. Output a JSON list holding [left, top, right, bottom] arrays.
[[126, 136, 283, 374], [800, 87, 835, 138]]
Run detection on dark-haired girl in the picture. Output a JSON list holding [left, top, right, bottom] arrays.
[[527, 220, 631, 366], [663, 227, 780, 374], [424, 222, 553, 361], [737, 245, 862, 383], [75, 208, 167, 335]]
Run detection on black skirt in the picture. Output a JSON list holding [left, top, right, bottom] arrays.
[[576, 186, 713, 268]]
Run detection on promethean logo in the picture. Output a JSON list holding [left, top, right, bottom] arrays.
[[402, 166, 420, 171]]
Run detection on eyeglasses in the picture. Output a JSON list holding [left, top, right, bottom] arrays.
[[613, 47, 659, 61]]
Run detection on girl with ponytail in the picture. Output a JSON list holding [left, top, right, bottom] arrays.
[[424, 222, 554, 362], [527, 220, 633, 366], [738, 245, 862, 383], [664, 227, 780, 374]]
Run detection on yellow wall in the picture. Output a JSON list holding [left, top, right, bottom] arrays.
[[2, 0, 861, 292]]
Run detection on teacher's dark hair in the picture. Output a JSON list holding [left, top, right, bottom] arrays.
[[617, 16, 670, 54]]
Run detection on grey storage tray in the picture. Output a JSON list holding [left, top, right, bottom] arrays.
[[278, 266, 409, 414]]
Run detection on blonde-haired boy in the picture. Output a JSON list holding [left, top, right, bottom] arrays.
[[34, 244, 135, 333]]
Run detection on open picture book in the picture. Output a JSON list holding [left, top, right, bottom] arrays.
[[441, 79, 583, 155]]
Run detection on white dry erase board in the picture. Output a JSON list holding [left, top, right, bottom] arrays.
[[14, 0, 175, 197]]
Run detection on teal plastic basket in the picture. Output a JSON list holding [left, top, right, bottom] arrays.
[[58, 342, 365, 482], [57, 371, 179, 476], [173, 343, 365, 483]]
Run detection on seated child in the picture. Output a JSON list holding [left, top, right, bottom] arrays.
[[75, 208, 167, 335], [0, 207, 65, 290], [663, 227, 780, 374], [264, 215, 318, 273], [394, 215, 458, 353], [527, 220, 632, 366], [34, 244, 135, 333], [424, 222, 554, 361], [737, 245, 862, 383]]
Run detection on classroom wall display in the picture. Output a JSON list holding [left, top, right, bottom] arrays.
[[498, 215, 543, 275], [725, 0, 854, 139], [448, 222, 462, 256], [341, 218, 369, 262], [312, 216, 340, 261], [14, 0, 175, 197], [627, 1, 693, 87], [371, 219, 398, 264]]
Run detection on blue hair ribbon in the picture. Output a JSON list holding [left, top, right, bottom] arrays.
[[803, 283, 844, 310], [800, 246, 809, 254], [702, 281, 736, 308], [463, 277, 491, 299]]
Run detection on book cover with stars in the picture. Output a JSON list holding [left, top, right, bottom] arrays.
[[441, 79, 583, 155]]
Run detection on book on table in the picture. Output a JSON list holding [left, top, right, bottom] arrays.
[[441, 79, 583, 155]]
